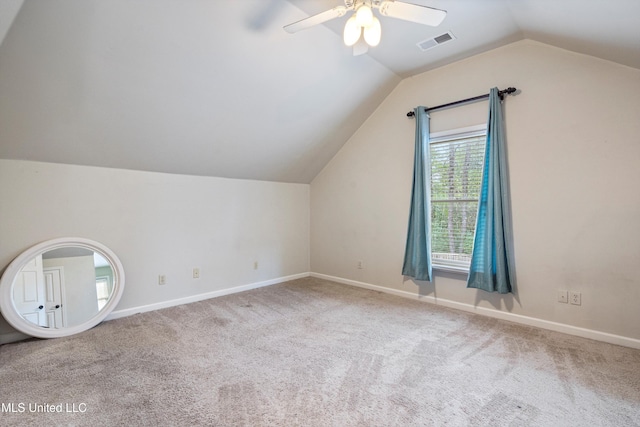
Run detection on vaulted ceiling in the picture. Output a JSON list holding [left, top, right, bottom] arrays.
[[1, 0, 638, 183]]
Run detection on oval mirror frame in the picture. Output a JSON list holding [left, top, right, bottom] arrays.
[[0, 237, 125, 339]]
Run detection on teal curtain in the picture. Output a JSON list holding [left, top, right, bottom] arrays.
[[402, 106, 432, 282], [467, 88, 515, 293]]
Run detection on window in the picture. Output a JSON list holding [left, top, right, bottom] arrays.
[[430, 125, 486, 272], [96, 277, 111, 310]]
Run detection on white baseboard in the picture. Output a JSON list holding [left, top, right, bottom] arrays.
[[0, 330, 31, 345], [106, 272, 310, 321], [311, 272, 640, 350]]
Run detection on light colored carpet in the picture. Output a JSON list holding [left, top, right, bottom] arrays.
[[1, 277, 639, 426]]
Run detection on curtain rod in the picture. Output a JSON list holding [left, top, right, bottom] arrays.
[[406, 87, 517, 117]]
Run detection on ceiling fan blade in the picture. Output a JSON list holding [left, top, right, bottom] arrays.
[[283, 6, 347, 34], [378, 1, 446, 27]]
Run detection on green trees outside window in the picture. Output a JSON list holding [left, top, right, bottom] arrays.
[[430, 132, 485, 269]]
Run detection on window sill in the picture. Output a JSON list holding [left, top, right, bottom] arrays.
[[433, 264, 469, 279]]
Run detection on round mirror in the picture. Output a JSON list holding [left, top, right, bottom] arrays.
[[0, 237, 125, 338]]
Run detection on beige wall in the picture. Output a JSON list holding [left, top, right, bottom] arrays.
[[311, 40, 640, 341], [0, 160, 310, 339]]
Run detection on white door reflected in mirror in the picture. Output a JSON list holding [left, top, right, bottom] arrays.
[[13, 254, 48, 327]]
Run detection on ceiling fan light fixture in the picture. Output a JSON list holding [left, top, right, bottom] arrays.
[[363, 16, 381, 46], [343, 15, 361, 46], [355, 4, 374, 28], [287, 0, 447, 52]]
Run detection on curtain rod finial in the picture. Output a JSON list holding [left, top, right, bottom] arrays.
[[498, 87, 517, 100]]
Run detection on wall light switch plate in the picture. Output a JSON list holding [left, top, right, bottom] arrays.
[[558, 290, 568, 303]]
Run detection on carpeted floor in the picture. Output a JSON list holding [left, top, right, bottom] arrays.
[[1, 277, 639, 426]]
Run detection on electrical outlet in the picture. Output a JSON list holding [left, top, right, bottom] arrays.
[[158, 275, 166, 285], [558, 290, 568, 303], [193, 268, 200, 279], [570, 291, 581, 306], [357, 260, 363, 269]]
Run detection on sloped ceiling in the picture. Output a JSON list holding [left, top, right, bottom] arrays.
[[0, 0, 638, 183]]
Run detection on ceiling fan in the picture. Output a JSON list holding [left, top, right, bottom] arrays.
[[283, 0, 446, 55]]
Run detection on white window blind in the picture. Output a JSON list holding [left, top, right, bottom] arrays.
[[430, 126, 486, 271]]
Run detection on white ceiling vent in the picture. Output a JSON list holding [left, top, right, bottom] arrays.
[[417, 31, 455, 51]]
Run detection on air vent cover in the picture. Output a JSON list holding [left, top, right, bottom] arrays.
[[417, 31, 455, 51]]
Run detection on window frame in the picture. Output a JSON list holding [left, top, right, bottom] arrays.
[[429, 124, 487, 274]]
